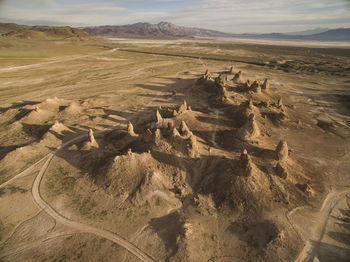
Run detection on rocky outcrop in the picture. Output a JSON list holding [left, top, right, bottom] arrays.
[[156, 109, 163, 124], [251, 81, 262, 93], [171, 127, 181, 139], [237, 113, 260, 141], [262, 79, 269, 90], [215, 74, 227, 86], [88, 129, 96, 143], [245, 80, 251, 88], [203, 70, 212, 80], [154, 128, 161, 145], [232, 71, 243, 84], [275, 162, 288, 179], [239, 149, 254, 177], [275, 140, 288, 161], [187, 133, 200, 158], [277, 98, 283, 108], [180, 121, 192, 137], [197, 69, 212, 83], [127, 122, 138, 137], [81, 128, 99, 149], [178, 101, 188, 115]]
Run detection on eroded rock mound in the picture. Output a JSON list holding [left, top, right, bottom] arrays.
[[232, 71, 244, 84], [251, 80, 262, 94], [180, 121, 192, 137], [239, 149, 254, 177], [96, 152, 156, 202], [81, 128, 99, 150], [127, 122, 138, 137], [178, 100, 188, 115], [237, 113, 260, 141], [203, 69, 212, 81], [262, 79, 270, 90], [275, 162, 288, 179], [215, 74, 227, 86], [275, 140, 288, 161], [156, 109, 163, 124], [197, 70, 213, 84]]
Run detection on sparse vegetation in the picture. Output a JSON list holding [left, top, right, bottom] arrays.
[[46, 166, 76, 196]]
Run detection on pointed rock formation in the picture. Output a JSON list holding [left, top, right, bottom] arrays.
[[244, 80, 251, 88], [240, 149, 254, 177], [89, 129, 96, 143], [178, 101, 188, 115], [251, 80, 262, 93], [218, 85, 229, 101], [127, 122, 138, 137], [232, 71, 243, 83], [229, 66, 234, 74], [275, 162, 288, 179], [262, 79, 270, 90], [154, 128, 162, 145], [277, 98, 283, 108], [180, 120, 192, 137], [215, 74, 227, 86], [187, 133, 200, 158], [237, 114, 260, 141], [83, 128, 98, 148], [198, 70, 212, 83], [171, 127, 181, 138], [275, 140, 288, 161], [204, 69, 212, 80], [156, 109, 163, 124]]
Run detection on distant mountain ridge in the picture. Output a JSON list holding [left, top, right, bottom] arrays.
[[83, 21, 231, 38], [0, 23, 92, 41], [285, 27, 329, 36], [83, 22, 350, 41]]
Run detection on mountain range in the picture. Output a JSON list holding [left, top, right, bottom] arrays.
[[0, 23, 92, 41], [1, 22, 349, 42], [83, 22, 350, 41]]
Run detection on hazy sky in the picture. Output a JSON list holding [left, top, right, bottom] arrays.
[[0, 0, 350, 33]]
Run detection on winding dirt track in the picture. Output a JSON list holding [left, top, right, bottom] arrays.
[[32, 153, 154, 262], [30, 130, 155, 262], [0, 130, 154, 261], [295, 189, 350, 262], [0, 155, 49, 189]]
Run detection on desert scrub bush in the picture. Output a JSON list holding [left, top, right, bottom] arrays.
[[71, 194, 97, 216], [46, 166, 76, 197], [8, 186, 27, 194]]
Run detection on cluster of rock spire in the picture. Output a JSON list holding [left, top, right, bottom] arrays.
[[81, 67, 291, 181], [200, 68, 270, 96]]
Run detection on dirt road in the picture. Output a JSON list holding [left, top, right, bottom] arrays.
[[32, 153, 154, 262], [295, 189, 350, 262], [0, 128, 154, 261]]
